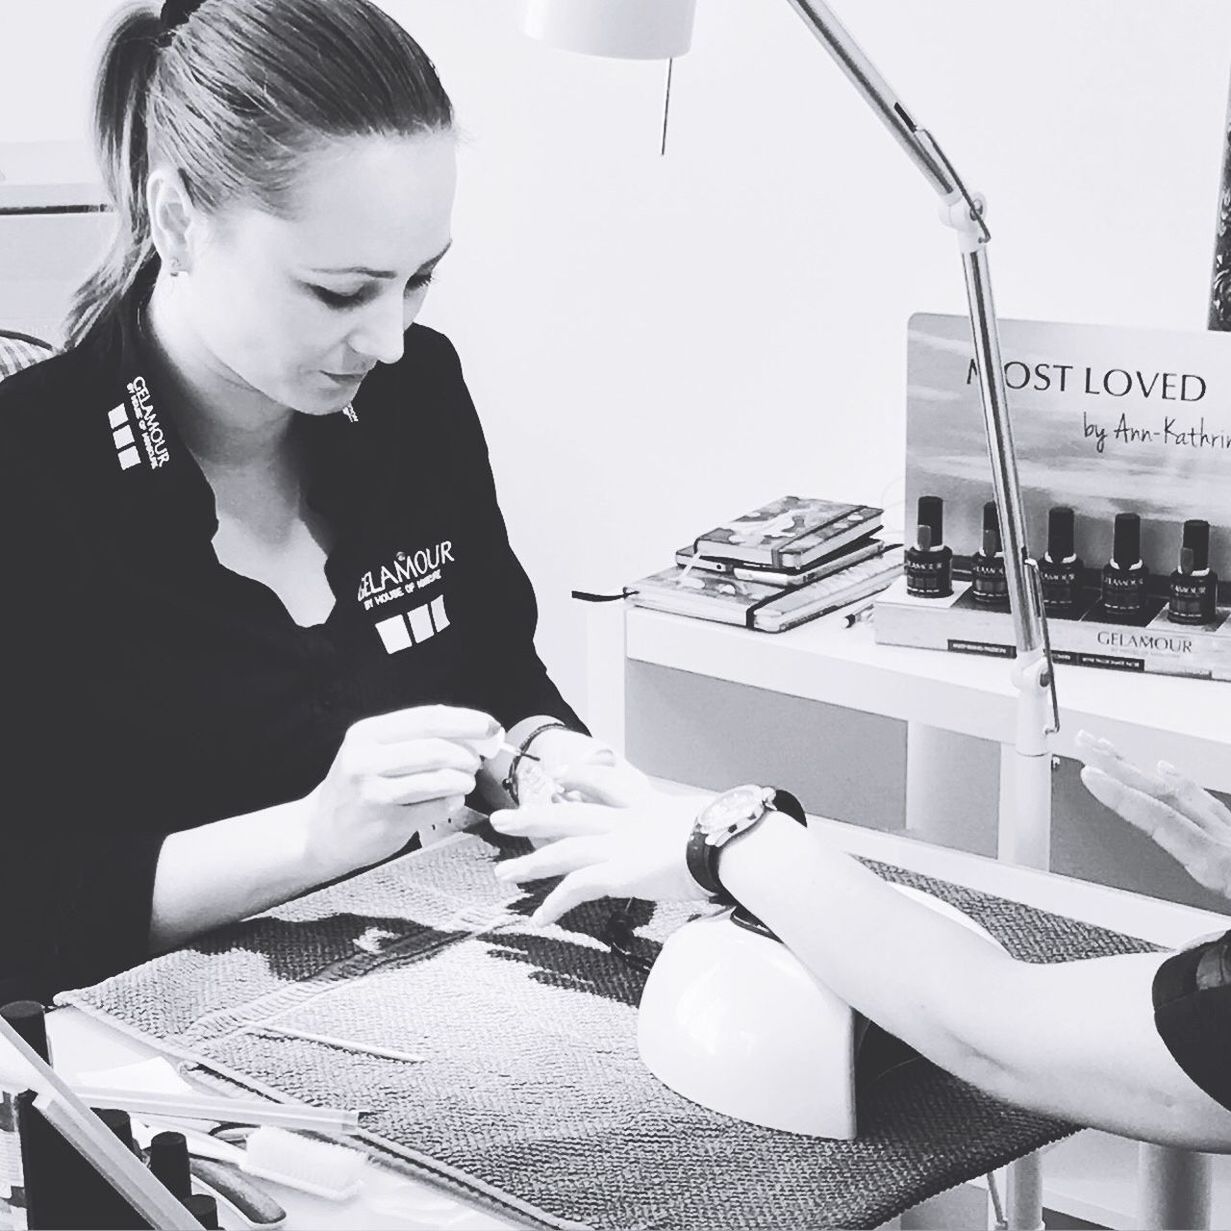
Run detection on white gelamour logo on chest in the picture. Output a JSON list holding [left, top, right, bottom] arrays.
[[357, 541, 454, 604]]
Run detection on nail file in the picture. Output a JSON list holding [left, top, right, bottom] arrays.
[[188, 1158, 287, 1229]]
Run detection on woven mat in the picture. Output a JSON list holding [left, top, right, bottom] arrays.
[[59, 825, 1159, 1231]]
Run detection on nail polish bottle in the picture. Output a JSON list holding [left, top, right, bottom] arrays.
[[1168, 519, 1219, 625], [188, 1193, 221, 1229], [905, 495, 953, 597], [148, 1132, 192, 1203], [1101, 512, 1148, 617], [970, 501, 1008, 607], [1037, 506, 1084, 618]]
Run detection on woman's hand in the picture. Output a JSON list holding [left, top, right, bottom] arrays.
[[1077, 729, 1231, 897], [490, 793, 706, 924], [303, 705, 497, 879]]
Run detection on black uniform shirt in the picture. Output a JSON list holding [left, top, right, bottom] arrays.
[[0, 293, 582, 997], [1153, 929, 1231, 1113]]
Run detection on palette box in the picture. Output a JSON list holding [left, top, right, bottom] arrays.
[[874, 576, 1231, 681]]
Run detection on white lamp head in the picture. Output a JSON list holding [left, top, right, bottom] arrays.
[[636, 884, 1004, 1138], [522, 0, 697, 60]]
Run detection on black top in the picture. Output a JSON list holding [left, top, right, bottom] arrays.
[[1153, 929, 1231, 1113], [0, 295, 582, 998]]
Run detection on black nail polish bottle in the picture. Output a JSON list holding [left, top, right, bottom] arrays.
[[1168, 520, 1219, 625], [1037, 506, 1083, 617], [1101, 512, 1148, 617], [905, 495, 953, 597], [970, 501, 1008, 607], [148, 1132, 192, 1203]]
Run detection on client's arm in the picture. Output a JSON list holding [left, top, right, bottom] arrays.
[[490, 801, 1231, 1152]]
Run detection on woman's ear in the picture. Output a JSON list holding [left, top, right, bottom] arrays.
[[146, 166, 197, 276]]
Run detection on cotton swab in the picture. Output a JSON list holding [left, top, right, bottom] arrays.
[[254, 1025, 424, 1064]]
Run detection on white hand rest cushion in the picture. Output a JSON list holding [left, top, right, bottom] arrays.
[[636, 884, 1002, 1139]]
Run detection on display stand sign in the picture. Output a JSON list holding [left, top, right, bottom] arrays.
[[875, 313, 1231, 680]]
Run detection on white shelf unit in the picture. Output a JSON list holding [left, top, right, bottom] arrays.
[[609, 606, 1231, 792]]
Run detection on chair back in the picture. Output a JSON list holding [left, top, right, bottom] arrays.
[[0, 330, 55, 382]]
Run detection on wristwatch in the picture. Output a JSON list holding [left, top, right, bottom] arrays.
[[686, 784, 806, 904]]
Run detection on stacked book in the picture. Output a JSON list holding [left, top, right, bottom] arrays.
[[627, 495, 903, 633]]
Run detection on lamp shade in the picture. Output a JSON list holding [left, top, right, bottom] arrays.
[[522, 0, 697, 60]]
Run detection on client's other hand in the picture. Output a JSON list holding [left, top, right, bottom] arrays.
[[1077, 729, 1231, 898], [305, 704, 494, 878], [490, 794, 705, 924]]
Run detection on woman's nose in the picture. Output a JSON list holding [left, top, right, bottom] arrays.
[[349, 295, 406, 366]]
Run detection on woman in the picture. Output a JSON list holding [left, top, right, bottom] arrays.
[[0, 0, 631, 999], [490, 733, 1231, 1151]]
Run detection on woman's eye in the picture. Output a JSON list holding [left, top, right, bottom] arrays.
[[312, 286, 367, 309], [310, 274, 434, 310]]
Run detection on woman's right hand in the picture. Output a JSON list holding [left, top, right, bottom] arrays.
[[302, 705, 498, 878]]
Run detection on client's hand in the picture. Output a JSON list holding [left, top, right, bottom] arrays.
[[516, 725, 655, 808], [1077, 729, 1231, 897], [490, 794, 706, 924], [304, 705, 495, 878]]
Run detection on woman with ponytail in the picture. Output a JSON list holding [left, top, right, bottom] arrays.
[[0, 0, 634, 998]]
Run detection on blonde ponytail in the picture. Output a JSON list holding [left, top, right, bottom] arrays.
[[65, 5, 165, 348]]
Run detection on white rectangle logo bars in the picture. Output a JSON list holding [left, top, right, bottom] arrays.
[[109, 404, 143, 471], [374, 596, 451, 654]]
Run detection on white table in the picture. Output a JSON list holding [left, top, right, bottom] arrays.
[[581, 598, 1231, 1230]]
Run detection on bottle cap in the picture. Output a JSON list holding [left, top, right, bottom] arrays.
[[1181, 519, 1210, 571], [917, 495, 943, 549], [187, 1192, 221, 1229], [1112, 512, 1141, 567], [1046, 506, 1075, 561], [1, 1001, 49, 1062], [95, 1108, 135, 1154], [982, 501, 1001, 556], [148, 1131, 192, 1202]]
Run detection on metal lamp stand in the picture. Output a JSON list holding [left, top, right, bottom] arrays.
[[781, 4, 1059, 1226]]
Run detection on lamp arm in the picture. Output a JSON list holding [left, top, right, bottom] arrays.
[[781, 0, 956, 200], [783, 0, 1057, 709]]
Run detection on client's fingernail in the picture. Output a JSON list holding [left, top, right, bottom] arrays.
[[1158, 760, 1181, 779]]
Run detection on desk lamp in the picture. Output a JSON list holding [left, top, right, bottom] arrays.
[[523, 0, 1059, 869]]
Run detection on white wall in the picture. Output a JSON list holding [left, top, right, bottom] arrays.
[[3, 1, 1230, 714]]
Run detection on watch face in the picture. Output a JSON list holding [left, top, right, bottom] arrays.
[[699, 784, 768, 836], [515, 759, 564, 807]]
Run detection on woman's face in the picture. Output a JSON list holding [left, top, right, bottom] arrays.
[[184, 131, 457, 416]]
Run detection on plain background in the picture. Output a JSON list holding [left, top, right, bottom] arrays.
[[2, 0, 1231, 720]]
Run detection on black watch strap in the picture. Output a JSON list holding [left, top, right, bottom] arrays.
[[686, 788, 805, 904]]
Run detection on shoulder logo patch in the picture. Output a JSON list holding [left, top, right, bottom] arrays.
[[109, 376, 171, 471]]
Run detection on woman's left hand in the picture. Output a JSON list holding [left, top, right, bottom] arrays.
[[490, 794, 705, 924]]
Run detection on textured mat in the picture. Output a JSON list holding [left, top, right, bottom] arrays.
[[60, 825, 1159, 1231]]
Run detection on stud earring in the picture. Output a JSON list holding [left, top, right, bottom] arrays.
[[167, 257, 185, 278]]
